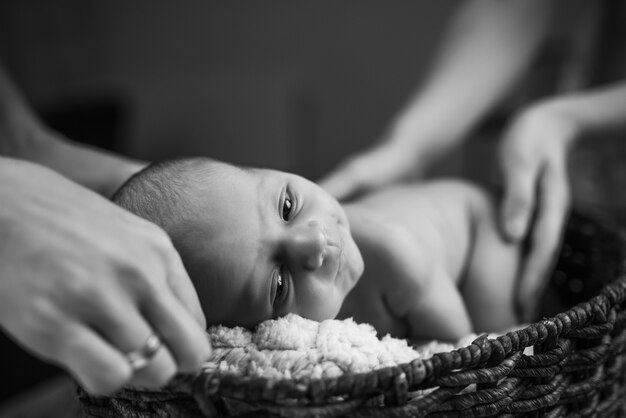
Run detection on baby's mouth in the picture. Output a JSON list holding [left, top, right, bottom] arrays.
[[324, 224, 343, 251], [324, 228, 344, 282]]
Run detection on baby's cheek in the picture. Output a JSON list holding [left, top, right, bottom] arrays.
[[299, 292, 343, 322]]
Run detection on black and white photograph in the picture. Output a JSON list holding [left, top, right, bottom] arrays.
[[1, 1, 625, 416]]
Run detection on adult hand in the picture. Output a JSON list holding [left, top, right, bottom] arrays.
[[498, 101, 578, 321], [319, 0, 555, 202], [319, 139, 434, 201], [0, 158, 210, 394]]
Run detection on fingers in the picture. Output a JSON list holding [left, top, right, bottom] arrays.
[[320, 144, 418, 201], [319, 158, 369, 201], [78, 291, 178, 390], [11, 301, 139, 395], [69, 287, 208, 393], [66, 260, 209, 392], [141, 285, 212, 373], [137, 237, 211, 372], [500, 149, 538, 242], [48, 319, 132, 395], [97, 228, 209, 386], [129, 336, 177, 389], [517, 163, 570, 322], [125, 220, 207, 329], [163, 244, 207, 329]]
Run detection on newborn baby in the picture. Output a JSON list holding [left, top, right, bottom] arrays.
[[113, 157, 524, 342]]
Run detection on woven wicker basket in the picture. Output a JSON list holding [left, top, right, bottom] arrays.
[[77, 211, 626, 417]]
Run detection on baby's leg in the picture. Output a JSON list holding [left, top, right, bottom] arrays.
[[408, 267, 473, 342], [463, 200, 520, 332]]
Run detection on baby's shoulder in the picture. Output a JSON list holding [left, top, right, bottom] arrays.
[[415, 179, 496, 221], [414, 178, 490, 204], [347, 206, 425, 267], [349, 210, 434, 297]]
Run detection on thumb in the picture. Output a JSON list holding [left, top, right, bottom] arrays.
[[318, 160, 367, 201], [500, 162, 538, 242]]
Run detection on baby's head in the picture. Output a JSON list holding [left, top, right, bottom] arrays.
[[113, 158, 364, 328]]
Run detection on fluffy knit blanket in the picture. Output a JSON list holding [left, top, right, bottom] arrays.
[[203, 314, 467, 380]]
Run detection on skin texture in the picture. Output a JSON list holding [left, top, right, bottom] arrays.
[[318, 0, 559, 321], [320, 1, 626, 323], [322, 77, 626, 324], [0, 64, 210, 394], [340, 181, 520, 341], [172, 162, 365, 329], [499, 83, 626, 319], [0, 159, 211, 394], [141, 160, 521, 342]]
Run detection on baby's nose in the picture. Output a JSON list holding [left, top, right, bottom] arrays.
[[289, 221, 327, 270]]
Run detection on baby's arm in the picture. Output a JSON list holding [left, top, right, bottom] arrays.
[[379, 227, 473, 343], [404, 267, 473, 343]]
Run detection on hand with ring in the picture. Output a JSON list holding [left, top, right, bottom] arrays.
[[125, 334, 163, 372], [0, 159, 212, 394]]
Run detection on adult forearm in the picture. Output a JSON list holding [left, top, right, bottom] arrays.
[[389, 0, 556, 155], [552, 81, 626, 138], [0, 64, 145, 196], [0, 65, 45, 157], [29, 137, 147, 197]]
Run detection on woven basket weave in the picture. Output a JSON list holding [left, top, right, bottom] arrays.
[[77, 211, 626, 417]]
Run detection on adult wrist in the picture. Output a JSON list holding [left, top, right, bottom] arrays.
[[387, 118, 461, 167], [526, 99, 583, 148], [0, 110, 49, 160]]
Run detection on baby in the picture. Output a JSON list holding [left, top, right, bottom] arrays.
[[113, 157, 524, 342]]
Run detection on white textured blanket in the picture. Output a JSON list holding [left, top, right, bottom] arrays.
[[203, 314, 459, 380]]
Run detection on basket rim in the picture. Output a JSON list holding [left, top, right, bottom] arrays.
[[183, 273, 626, 405]]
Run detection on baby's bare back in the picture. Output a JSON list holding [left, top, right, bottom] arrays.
[[350, 180, 480, 282]]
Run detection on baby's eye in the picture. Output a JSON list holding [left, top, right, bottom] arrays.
[[273, 265, 288, 306], [282, 194, 293, 221]]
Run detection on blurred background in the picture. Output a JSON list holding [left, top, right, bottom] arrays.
[[0, 0, 624, 412], [0, 1, 461, 180]]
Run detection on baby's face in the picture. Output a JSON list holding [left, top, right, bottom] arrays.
[[178, 163, 364, 328]]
